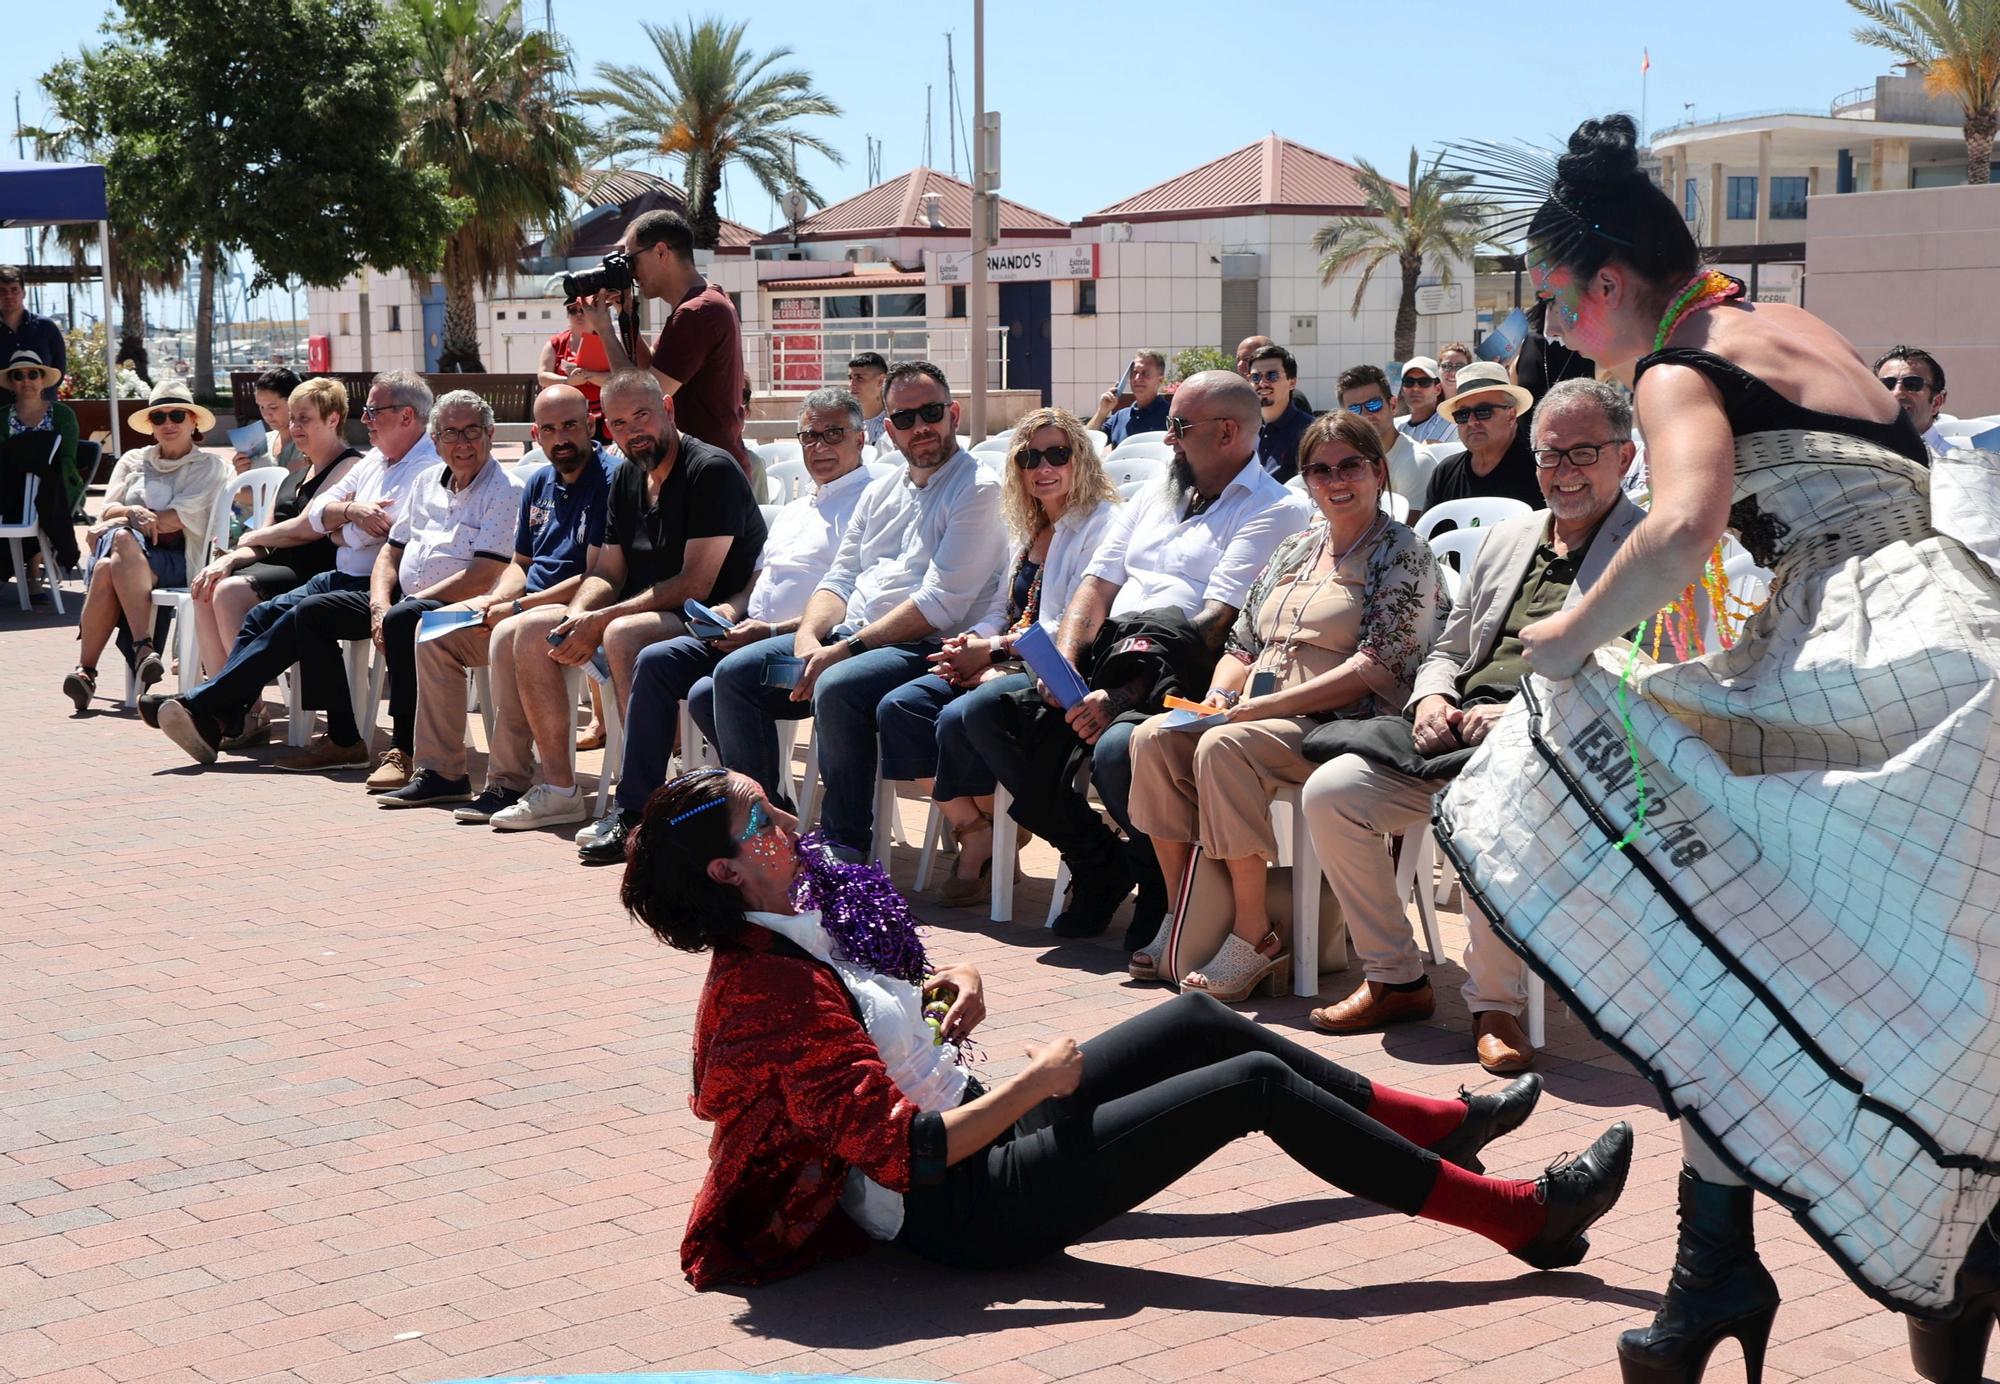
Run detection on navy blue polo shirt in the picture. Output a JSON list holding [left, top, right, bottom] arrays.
[[514, 444, 614, 593], [1254, 400, 1316, 482], [0, 310, 68, 402], [1103, 393, 1170, 447]]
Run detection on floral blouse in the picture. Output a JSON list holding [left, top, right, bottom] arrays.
[[1224, 518, 1451, 718]]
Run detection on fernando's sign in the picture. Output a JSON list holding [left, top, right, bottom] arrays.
[[934, 244, 1099, 285]]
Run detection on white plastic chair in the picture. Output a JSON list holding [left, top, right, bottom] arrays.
[[119, 469, 249, 708], [971, 435, 1013, 457], [1413, 496, 1532, 542], [765, 458, 808, 501], [1382, 491, 1411, 523], [1121, 430, 1167, 450], [753, 439, 802, 469], [1084, 429, 1109, 458], [0, 472, 66, 614], [464, 660, 622, 814], [1107, 439, 1173, 466], [1426, 526, 1487, 578], [759, 503, 781, 528], [1103, 456, 1165, 491], [872, 774, 946, 885]]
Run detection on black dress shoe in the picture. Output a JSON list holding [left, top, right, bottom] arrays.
[[1430, 1074, 1543, 1174], [1050, 856, 1137, 938], [138, 692, 171, 728], [377, 770, 474, 809], [157, 698, 223, 766], [577, 810, 640, 865], [1514, 1120, 1633, 1270]]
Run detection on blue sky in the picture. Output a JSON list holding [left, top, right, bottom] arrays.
[[8, 0, 1899, 326]]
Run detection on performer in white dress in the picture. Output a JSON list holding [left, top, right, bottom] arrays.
[[1443, 115, 2000, 1384]]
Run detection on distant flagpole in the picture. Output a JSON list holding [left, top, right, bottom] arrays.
[[1641, 48, 1651, 139]]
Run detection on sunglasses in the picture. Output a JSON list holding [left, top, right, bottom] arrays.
[[1301, 458, 1374, 486], [6, 369, 45, 383], [1164, 415, 1225, 437], [1247, 369, 1285, 384], [1880, 374, 1932, 393], [1451, 402, 1510, 424], [796, 426, 849, 448], [148, 408, 191, 426], [1343, 398, 1387, 415], [1401, 374, 1436, 388], [1015, 444, 1074, 470], [1532, 441, 1618, 469], [887, 401, 949, 429]]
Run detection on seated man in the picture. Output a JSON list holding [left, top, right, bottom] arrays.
[[1248, 344, 1313, 482], [1086, 349, 1170, 448], [151, 371, 444, 762], [959, 371, 1308, 943], [576, 386, 877, 863], [1874, 343, 1953, 458], [490, 369, 765, 831], [1421, 362, 1543, 513], [161, 390, 519, 772], [379, 384, 614, 813], [847, 351, 890, 447], [709, 360, 1006, 860], [1301, 378, 1647, 1073], [1338, 364, 1438, 514], [1395, 357, 1457, 445]]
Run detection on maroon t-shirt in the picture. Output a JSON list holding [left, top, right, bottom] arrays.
[[652, 280, 749, 472]]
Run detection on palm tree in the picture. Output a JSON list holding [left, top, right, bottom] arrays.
[[1312, 149, 1490, 362], [396, 0, 586, 371], [1848, 0, 2000, 184], [581, 18, 842, 249]]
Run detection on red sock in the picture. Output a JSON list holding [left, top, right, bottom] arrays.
[[1418, 1158, 1547, 1251], [1366, 1080, 1468, 1148]]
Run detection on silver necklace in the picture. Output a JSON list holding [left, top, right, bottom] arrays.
[[1261, 512, 1382, 680]]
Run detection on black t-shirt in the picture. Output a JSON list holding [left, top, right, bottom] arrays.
[[603, 435, 766, 602], [1422, 424, 1545, 513]]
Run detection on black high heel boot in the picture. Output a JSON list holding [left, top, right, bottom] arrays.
[[1618, 1167, 1780, 1383], [1908, 1214, 2000, 1383]]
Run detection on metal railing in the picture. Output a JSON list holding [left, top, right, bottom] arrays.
[[1650, 108, 1816, 143], [741, 320, 1011, 393], [1830, 85, 1875, 117]]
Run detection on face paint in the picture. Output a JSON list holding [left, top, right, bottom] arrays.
[[736, 799, 788, 861], [1530, 256, 1583, 337]]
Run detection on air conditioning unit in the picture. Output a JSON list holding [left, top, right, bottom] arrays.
[[845, 246, 879, 263]]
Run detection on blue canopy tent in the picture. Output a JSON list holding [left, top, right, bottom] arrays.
[[1, 159, 123, 457]]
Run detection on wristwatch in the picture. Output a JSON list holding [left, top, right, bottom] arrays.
[[845, 634, 868, 658], [512, 598, 524, 616]]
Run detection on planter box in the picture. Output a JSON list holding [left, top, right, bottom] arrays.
[[66, 397, 157, 443]]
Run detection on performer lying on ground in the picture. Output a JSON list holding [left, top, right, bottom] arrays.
[[622, 766, 1633, 1290]]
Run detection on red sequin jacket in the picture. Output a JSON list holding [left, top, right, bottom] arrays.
[[681, 923, 938, 1289]]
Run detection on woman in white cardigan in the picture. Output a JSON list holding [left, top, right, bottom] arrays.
[[875, 407, 1121, 903], [65, 382, 229, 711]]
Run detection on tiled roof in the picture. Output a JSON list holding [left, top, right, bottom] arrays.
[[534, 171, 761, 256], [1079, 135, 1402, 224], [763, 272, 927, 291], [758, 168, 1070, 243]]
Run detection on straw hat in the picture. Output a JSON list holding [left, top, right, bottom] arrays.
[[3, 349, 63, 391], [1437, 361, 1534, 418], [128, 378, 217, 434]]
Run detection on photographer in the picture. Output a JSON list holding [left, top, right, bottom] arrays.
[[579, 209, 752, 481]]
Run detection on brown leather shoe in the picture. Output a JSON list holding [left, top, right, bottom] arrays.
[[275, 735, 371, 774], [365, 748, 413, 793], [1309, 978, 1435, 1034], [1474, 1010, 1536, 1075]]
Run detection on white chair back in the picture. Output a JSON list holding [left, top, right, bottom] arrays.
[[1116, 478, 1155, 500], [1104, 456, 1165, 490], [1381, 491, 1411, 523], [235, 465, 292, 528], [1413, 496, 1533, 542], [1084, 429, 1109, 458], [1121, 430, 1168, 449], [753, 439, 803, 469], [765, 458, 809, 501], [759, 503, 781, 528], [1107, 439, 1174, 466], [1426, 527, 1486, 577], [971, 435, 1013, 456]]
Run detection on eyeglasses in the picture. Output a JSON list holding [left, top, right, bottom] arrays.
[[1400, 374, 1436, 388], [360, 403, 410, 420], [886, 401, 949, 429], [796, 426, 849, 448], [147, 409, 190, 426], [1880, 374, 1932, 394], [1451, 402, 1511, 424], [1015, 444, 1073, 470], [1164, 415, 1225, 438], [1247, 369, 1285, 385], [1343, 398, 1387, 416], [1300, 458, 1374, 487], [434, 424, 490, 445], [6, 369, 44, 383], [1532, 441, 1620, 470], [564, 304, 586, 316]]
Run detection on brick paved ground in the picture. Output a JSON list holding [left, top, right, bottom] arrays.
[[0, 589, 1932, 1384]]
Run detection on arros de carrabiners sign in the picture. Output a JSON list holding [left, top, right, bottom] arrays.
[[934, 243, 1099, 285]]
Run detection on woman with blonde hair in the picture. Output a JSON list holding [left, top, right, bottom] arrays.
[[1127, 410, 1448, 999], [876, 406, 1120, 902]]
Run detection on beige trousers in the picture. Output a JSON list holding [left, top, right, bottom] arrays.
[[411, 612, 540, 789], [1297, 752, 1526, 1016], [1127, 713, 1318, 862]]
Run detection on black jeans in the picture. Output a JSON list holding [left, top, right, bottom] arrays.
[[898, 992, 1444, 1268]]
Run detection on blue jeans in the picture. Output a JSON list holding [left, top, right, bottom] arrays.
[[615, 634, 725, 816], [711, 632, 938, 852], [879, 671, 1031, 800], [185, 570, 370, 724]]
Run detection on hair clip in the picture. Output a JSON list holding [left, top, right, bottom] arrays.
[[666, 796, 728, 828]]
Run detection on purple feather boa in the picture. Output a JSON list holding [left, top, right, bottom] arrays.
[[788, 832, 932, 984]]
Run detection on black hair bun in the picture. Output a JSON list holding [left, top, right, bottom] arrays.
[[1557, 115, 1641, 188]]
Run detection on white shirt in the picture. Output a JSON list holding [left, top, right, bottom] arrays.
[[969, 497, 1119, 638], [307, 434, 441, 576], [1397, 409, 1457, 444], [389, 457, 523, 593], [1088, 456, 1310, 617], [1386, 433, 1439, 509], [746, 462, 877, 624], [817, 450, 1008, 633]]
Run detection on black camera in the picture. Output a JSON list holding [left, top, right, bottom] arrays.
[[559, 251, 634, 301]]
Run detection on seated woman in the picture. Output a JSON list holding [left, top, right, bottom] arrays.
[[876, 407, 1119, 904], [1127, 413, 1448, 1001], [0, 348, 83, 578], [64, 381, 230, 712], [185, 377, 361, 694], [628, 766, 1632, 1290]]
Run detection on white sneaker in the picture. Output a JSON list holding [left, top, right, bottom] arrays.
[[489, 782, 590, 832]]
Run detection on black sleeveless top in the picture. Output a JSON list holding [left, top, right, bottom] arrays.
[[1634, 347, 1928, 467]]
